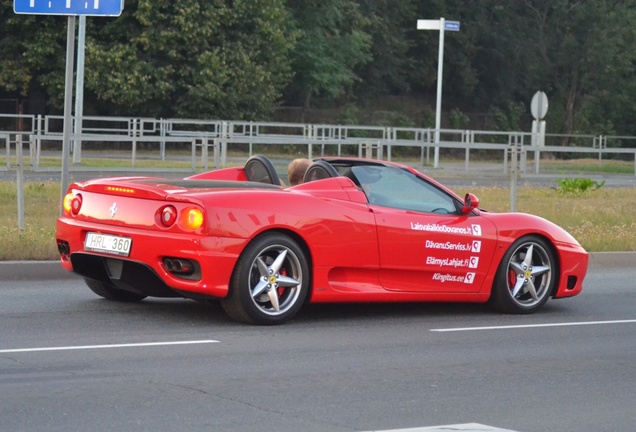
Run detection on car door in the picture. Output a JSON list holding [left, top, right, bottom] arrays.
[[352, 165, 498, 294], [375, 208, 497, 293]]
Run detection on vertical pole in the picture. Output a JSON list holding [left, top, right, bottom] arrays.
[[35, 115, 42, 168], [433, 18, 446, 169], [248, 121, 253, 157], [202, 137, 209, 171], [191, 138, 196, 171], [4, 134, 10, 169], [17, 135, 25, 230], [307, 125, 313, 160], [464, 131, 470, 172], [60, 16, 77, 216], [533, 120, 539, 174], [220, 121, 228, 167], [510, 137, 518, 212], [598, 135, 604, 171], [73, 14, 86, 164], [132, 118, 137, 167], [213, 138, 219, 169], [160, 119, 166, 161]]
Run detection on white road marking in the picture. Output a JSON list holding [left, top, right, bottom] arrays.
[[0, 339, 219, 354], [431, 319, 636, 332], [369, 423, 519, 432]]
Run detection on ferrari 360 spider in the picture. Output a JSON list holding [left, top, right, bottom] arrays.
[[55, 155, 588, 324]]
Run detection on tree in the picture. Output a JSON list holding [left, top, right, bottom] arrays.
[[285, 0, 372, 115], [4, 0, 636, 139], [521, 0, 636, 139], [0, 4, 68, 112], [84, 0, 296, 119], [469, 0, 636, 137], [355, 0, 417, 97]]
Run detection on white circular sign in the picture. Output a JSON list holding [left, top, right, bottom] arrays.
[[531, 91, 549, 119]]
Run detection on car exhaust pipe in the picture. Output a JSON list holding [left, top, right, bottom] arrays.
[[57, 240, 70, 256], [163, 258, 194, 275], [163, 258, 174, 272]]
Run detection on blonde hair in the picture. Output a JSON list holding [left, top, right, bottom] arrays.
[[287, 158, 312, 186]]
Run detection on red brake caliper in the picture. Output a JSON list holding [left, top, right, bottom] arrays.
[[508, 269, 518, 292], [279, 268, 287, 296]]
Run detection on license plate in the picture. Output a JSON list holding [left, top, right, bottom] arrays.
[[84, 232, 132, 257]]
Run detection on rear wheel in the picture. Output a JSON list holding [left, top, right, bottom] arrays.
[[84, 278, 147, 302], [491, 236, 556, 314], [221, 233, 309, 325]]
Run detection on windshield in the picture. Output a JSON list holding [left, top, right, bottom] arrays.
[[351, 165, 459, 214]]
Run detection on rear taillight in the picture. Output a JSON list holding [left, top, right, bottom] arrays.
[[159, 205, 178, 227], [63, 192, 82, 216], [184, 208, 204, 230], [71, 195, 82, 215], [157, 205, 202, 231]]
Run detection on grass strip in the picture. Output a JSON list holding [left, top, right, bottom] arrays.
[[1, 180, 634, 260]]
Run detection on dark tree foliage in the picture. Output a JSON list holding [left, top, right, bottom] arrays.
[[355, 0, 416, 96], [0, 3, 67, 109], [2, 0, 636, 138], [84, 0, 296, 119], [284, 0, 372, 115]]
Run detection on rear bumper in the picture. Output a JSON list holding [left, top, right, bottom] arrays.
[[56, 217, 246, 299]]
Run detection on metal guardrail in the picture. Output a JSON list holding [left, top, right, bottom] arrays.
[[2, 114, 636, 232], [2, 114, 636, 176]]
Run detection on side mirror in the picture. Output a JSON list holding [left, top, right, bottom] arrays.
[[461, 193, 479, 214]]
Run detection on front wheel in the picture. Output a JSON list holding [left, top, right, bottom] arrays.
[[491, 236, 557, 314], [221, 233, 310, 325]]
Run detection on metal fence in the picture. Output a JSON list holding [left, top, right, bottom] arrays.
[[2, 114, 636, 177], [2, 113, 636, 229]]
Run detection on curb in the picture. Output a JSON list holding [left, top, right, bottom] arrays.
[[587, 251, 635, 269], [0, 252, 633, 282], [0, 261, 79, 281]]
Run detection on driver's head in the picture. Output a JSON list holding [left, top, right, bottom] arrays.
[[288, 158, 312, 186]]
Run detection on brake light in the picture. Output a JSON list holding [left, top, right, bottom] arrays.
[[160, 205, 178, 227], [71, 195, 83, 215], [106, 186, 136, 194]]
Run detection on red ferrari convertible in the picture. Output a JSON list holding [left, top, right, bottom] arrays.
[[56, 156, 588, 324]]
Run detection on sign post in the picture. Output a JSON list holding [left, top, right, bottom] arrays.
[[73, 15, 87, 164], [530, 91, 548, 174], [417, 18, 460, 168], [14, 0, 124, 214], [60, 15, 76, 215]]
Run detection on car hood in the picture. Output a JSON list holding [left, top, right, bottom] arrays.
[[479, 210, 583, 248]]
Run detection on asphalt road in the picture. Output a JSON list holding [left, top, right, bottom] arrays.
[[0, 260, 634, 432]]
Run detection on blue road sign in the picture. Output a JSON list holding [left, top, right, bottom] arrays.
[[444, 21, 460, 31], [14, 0, 124, 16]]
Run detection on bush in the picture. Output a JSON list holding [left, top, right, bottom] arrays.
[[553, 178, 605, 195]]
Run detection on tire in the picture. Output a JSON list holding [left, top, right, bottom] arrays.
[[221, 233, 309, 325], [491, 235, 557, 314], [84, 278, 147, 302]]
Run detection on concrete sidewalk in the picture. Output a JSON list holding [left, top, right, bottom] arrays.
[[0, 252, 633, 282]]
